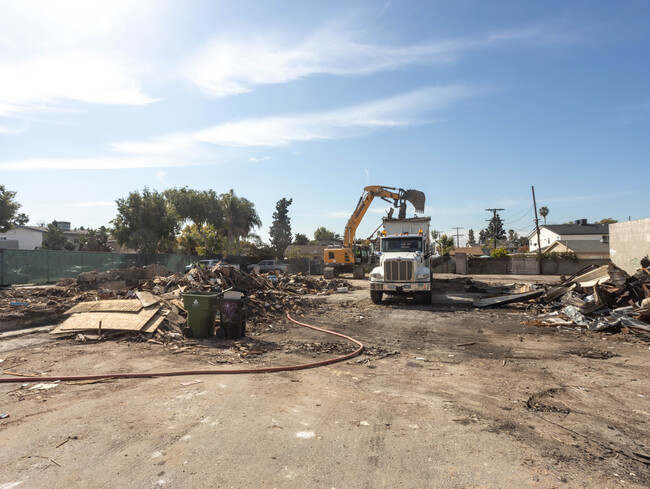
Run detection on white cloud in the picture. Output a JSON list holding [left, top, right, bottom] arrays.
[[0, 157, 198, 171], [0, 52, 156, 118], [0, 1, 157, 119], [110, 85, 473, 155], [249, 156, 271, 163], [0, 124, 24, 135], [68, 201, 116, 207], [183, 27, 537, 97], [155, 171, 167, 185]]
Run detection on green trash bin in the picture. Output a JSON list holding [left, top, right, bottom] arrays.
[[181, 291, 218, 338]]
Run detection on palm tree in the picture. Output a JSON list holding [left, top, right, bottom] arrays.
[[539, 206, 549, 225], [220, 190, 262, 255]]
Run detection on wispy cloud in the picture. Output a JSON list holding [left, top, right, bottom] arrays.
[[0, 1, 158, 119], [0, 124, 24, 135], [112, 85, 476, 154], [0, 52, 157, 118], [0, 157, 199, 171], [68, 201, 116, 207], [249, 156, 271, 163], [155, 170, 167, 185], [183, 26, 543, 97]]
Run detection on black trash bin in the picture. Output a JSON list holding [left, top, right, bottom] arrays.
[[217, 290, 249, 339]]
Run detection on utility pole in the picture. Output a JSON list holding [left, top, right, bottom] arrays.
[[531, 186, 543, 274], [452, 227, 464, 248], [485, 208, 504, 249]]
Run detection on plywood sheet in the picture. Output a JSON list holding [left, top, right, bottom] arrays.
[[141, 314, 165, 334], [65, 300, 143, 315], [55, 304, 160, 332], [136, 291, 159, 308]]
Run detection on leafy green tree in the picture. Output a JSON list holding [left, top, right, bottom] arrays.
[[313, 227, 341, 242], [491, 247, 509, 258], [239, 234, 275, 260], [485, 213, 506, 248], [595, 218, 618, 225], [436, 234, 455, 255], [506, 229, 521, 249], [177, 223, 224, 256], [42, 222, 75, 250], [478, 229, 486, 245], [269, 198, 293, 259], [539, 206, 549, 225], [0, 185, 28, 233], [430, 229, 440, 241], [111, 188, 178, 254], [220, 189, 261, 256], [165, 188, 223, 254], [82, 226, 111, 252], [467, 229, 476, 246], [293, 233, 309, 245]]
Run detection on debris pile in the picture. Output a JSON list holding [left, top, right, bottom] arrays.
[[475, 264, 650, 336], [50, 263, 353, 344], [0, 285, 97, 323]]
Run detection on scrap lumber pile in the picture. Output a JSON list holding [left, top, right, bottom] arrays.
[[476, 264, 650, 336], [50, 263, 352, 342], [0, 285, 97, 322]]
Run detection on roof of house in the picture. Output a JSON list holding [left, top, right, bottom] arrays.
[[449, 246, 486, 256], [13, 225, 47, 233], [545, 240, 610, 254], [528, 223, 609, 238]]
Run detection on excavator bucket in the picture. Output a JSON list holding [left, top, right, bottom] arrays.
[[402, 189, 426, 214]]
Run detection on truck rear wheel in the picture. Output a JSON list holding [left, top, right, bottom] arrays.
[[370, 290, 383, 304], [420, 291, 432, 305]]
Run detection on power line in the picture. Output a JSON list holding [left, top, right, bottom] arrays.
[[452, 227, 464, 248]]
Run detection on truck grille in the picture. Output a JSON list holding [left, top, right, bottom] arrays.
[[384, 260, 413, 282]]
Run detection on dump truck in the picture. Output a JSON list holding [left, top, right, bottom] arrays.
[[323, 185, 426, 279], [369, 216, 432, 304]]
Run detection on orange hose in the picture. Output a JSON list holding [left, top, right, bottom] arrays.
[[0, 314, 364, 384]]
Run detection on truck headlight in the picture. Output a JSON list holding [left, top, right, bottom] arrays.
[[417, 273, 429, 280], [370, 273, 383, 280]]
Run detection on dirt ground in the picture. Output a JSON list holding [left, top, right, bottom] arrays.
[[1, 276, 648, 488]]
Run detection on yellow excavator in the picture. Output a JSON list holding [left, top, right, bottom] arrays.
[[323, 185, 426, 279]]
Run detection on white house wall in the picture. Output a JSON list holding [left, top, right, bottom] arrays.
[[609, 218, 650, 275], [530, 229, 606, 252], [0, 227, 44, 250]]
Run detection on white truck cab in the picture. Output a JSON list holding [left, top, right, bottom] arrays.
[[369, 216, 432, 304]]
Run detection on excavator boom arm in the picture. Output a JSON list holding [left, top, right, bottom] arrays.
[[343, 185, 426, 247]]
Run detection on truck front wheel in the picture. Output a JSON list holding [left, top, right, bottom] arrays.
[[370, 290, 383, 304], [420, 291, 432, 305]]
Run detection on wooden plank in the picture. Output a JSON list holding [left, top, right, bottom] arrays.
[[141, 314, 165, 334], [56, 304, 160, 332], [65, 300, 143, 315], [136, 291, 159, 308], [474, 289, 544, 308]]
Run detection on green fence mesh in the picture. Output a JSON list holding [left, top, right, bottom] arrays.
[[0, 250, 202, 285]]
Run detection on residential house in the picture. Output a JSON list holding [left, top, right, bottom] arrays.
[[449, 246, 487, 257], [527, 219, 609, 252], [0, 222, 88, 251], [0, 225, 47, 250], [543, 240, 609, 259]]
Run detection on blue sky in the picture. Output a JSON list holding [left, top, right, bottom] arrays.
[[1, 0, 648, 246]]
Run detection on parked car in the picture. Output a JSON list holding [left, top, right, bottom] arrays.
[[185, 259, 239, 273], [247, 260, 289, 274]]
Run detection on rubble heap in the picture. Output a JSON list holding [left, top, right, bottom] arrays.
[[50, 263, 353, 343], [475, 264, 650, 336]]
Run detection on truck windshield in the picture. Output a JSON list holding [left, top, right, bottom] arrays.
[[381, 237, 422, 252]]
